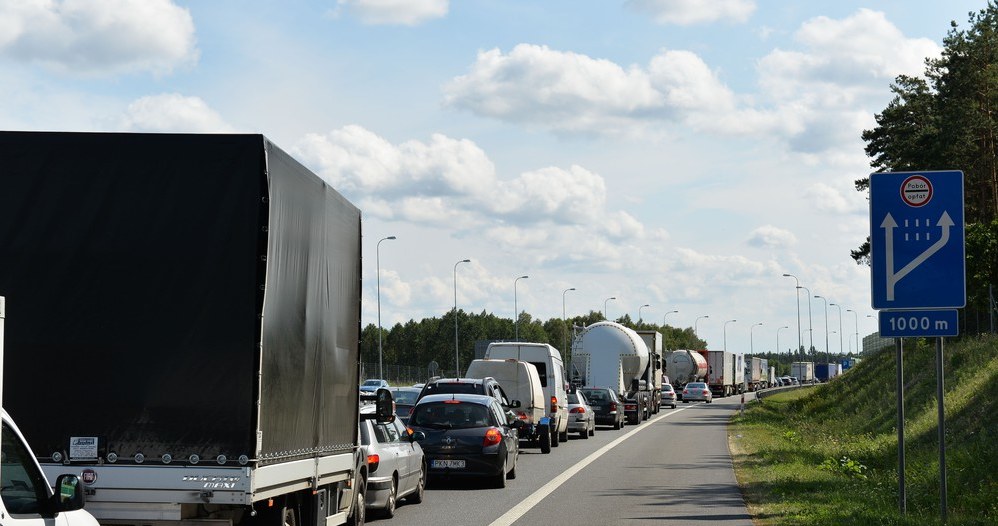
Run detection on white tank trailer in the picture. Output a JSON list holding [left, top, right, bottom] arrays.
[[572, 321, 655, 424]]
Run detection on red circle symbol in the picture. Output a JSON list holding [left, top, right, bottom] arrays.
[[900, 175, 932, 207]]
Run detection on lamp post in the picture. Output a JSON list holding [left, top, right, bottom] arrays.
[[562, 287, 576, 362], [376, 235, 396, 380], [776, 325, 789, 353], [662, 310, 679, 350], [694, 315, 709, 338], [514, 275, 529, 341], [453, 258, 471, 375], [603, 297, 616, 320], [723, 319, 737, 352], [799, 285, 813, 354], [814, 295, 830, 365], [829, 303, 844, 355], [847, 309, 860, 356], [782, 273, 802, 354], [750, 322, 763, 354], [638, 304, 651, 324]]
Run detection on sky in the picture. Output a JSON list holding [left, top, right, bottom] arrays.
[[0, 0, 987, 358]]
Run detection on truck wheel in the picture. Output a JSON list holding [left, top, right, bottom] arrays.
[[539, 428, 552, 453], [346, 476, 366, 526]]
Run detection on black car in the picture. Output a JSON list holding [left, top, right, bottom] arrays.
[[416, 377, 513, 409], [409, 393, 520, 488], [578, 387, 626, 430]]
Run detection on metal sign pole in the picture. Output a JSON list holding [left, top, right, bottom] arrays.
[[936, 337, 948, 522], [896, 338, 906, 515]]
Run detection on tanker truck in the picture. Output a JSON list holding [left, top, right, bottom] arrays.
[[571, 321, 654, 425], [663, 350, 708, 400], [636, 330, 665, 415]]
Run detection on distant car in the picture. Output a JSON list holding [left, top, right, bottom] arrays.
[[682, 382, 713, 403], [409, 393, 520, 488], [660, 383, 677, 409], [361, 378, 390, 392], [566, 390, 595, 439], [790, 377, 800, 386], [359, 404, 425, 518], [779, 376, 792, 387], [389, 387, 422, 423], [578, 387, 626, 430]]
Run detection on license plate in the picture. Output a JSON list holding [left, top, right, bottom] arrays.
[[431, 459, 466, 469]]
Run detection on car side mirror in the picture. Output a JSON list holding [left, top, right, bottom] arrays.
[[410, 431, 426, 442], [508, 399, 522, 409], [50, 474, 85, 512]]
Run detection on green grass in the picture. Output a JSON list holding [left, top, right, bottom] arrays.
[[729, 335, 998, 525]]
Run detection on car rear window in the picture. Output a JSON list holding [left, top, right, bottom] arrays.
[[567, 392, 579, 404], [424, 382, 482, 396], [529, 362, 547, 386], [410, 402, 494, 429], [580, 389, 606, 401]]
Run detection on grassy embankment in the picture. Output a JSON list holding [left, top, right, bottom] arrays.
[[729, 335, 997, 525]]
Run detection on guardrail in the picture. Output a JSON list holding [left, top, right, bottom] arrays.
[[755, 383, 818, 399]]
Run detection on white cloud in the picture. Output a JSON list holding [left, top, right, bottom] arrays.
[[626, 0, 755, 26], [0, 0, 197, 75], [802, 183, 856, 214], [746, 225, 797, 249], [336, 0, 448, 26], [119, 94, 236, 133]]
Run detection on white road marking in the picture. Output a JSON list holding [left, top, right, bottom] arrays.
[[488, 405, 694, 526]]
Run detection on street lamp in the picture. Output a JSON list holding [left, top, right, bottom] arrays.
[[723, 319, 737, 352], [453, 258, 471, 375], [603, 297, 616, 320], [750, 322, 763, 354], [829, 303, 844, 355], [562, 287, 576, 361], [814, 295, 830, 365], [638, 304, 651, 324], [694, 315, 709, 338], [663, 310, 679, 326], [776, 325, 790, 353], [376, 235, 396, 381], [798, 285, 813, 354], [847, 309, 860, 356], [514, 275, 529, 341], [782, 273, 802, 354]]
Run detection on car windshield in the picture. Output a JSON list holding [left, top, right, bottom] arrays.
[[410, 402, 494, 429], [391, 390, 418, 404]]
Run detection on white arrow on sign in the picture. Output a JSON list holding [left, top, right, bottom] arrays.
[[881, 211, 954, 301]]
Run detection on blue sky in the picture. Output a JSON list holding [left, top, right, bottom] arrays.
[[0, 0, 986, 357]]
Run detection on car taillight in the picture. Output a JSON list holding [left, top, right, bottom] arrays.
[[516, 411, 528, 420], [551, 395, 558, 412], [609, 402, 617, 412], [570, 406, 585, 413], [483, 427, 502, 447], [683, 389, 689, 394], [367, 453, 380, 472], [703, 390, 710, 395]]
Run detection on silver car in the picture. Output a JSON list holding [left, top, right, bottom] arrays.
[[359, 405, 426, 518], [682, 382, 713, 403], [661, 383, 677, 409], [567, 390, 596, 439]]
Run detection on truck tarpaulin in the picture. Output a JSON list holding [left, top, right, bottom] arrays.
[[0, 132, 361, 465]]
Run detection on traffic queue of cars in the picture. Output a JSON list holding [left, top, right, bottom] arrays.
[[357, 352, 709, 520]]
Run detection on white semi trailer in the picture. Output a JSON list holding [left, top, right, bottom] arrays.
[[571, 322, 655, 424]]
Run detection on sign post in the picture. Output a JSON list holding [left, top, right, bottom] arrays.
[[870, 170, 964, 520]]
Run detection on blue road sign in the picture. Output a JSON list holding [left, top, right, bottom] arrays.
[[870, 171, 965, 310], [880, 309, 959, 337]]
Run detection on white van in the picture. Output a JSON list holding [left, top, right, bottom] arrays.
[[484, 342, 570, 446], [1, 298, 100, 526], [465, 358, 555, 453]]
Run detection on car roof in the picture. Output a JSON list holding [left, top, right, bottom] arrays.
[[417, 393, 496, 405], [427, 377, 491, 385]]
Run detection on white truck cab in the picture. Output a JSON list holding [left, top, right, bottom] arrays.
[[1, 297, 100, 526]]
